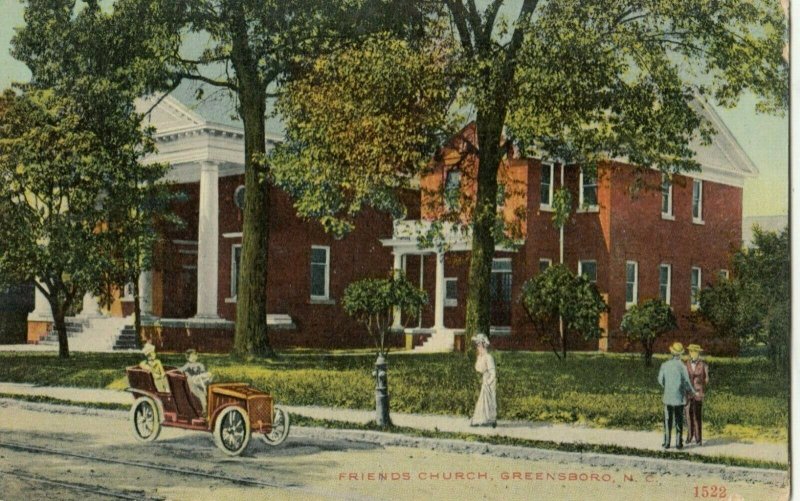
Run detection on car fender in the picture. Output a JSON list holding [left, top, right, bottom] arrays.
[[125, 388, 165, 420], [209, 402, 247, 428]]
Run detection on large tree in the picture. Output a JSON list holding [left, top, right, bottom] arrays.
[[274, 0, 787, 339], [85, 0, 428, 358], [0, 89, 167, 358], [11, 0, 180, 357]]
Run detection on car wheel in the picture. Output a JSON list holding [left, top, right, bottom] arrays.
[[261, 406, 291, 447], [130, 397, 161, 442], [214, 406, 251, 456]]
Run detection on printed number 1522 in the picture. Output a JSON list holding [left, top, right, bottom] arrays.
[[694, 485, 727, 498]]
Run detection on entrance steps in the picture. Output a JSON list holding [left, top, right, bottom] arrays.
[[38, 316, 132, 352]]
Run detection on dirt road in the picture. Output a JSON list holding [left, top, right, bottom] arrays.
[[0, 400, 789, 500]]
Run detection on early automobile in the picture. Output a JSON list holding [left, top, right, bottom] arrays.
[[126, 366, 290, 456]]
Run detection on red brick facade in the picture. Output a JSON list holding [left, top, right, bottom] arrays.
[[149, 176, 416, 352], [419, 148, 741, 355]]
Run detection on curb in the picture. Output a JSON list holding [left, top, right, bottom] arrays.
[[1, 398, 788, 488]]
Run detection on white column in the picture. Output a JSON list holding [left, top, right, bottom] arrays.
[[138, 270, 155, 318], [433, 251, 445, 330], [28, 282, 53, 322], [195, 161, 220, 319], [391, 251, 403, 330], [78, 292, 103, 318]]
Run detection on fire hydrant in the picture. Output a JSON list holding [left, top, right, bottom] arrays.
[[372, 354, 391, 427]]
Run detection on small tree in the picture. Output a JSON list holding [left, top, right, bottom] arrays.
[[620, 299, 677, 367], [700, 226, 789, 367], [520, 265, 607, 361], [343, 273, 427, 426]]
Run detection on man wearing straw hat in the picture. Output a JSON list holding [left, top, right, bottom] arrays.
[[684, 344, 709, 445], [658, 342, 696, 449]]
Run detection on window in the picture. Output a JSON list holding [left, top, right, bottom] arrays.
[[310, 246, 330, 299], [719, 269, 729, 281], [445, 278, 458, 307], [625, 261, 638, 308], [691, 267, 702, 309], [539, 258, 552, 273], [540, 163, 554, 207], [692, 179, 703, 222], [496, 182, 506, 209], [578, 260, 597, 284], [659, 264, 671, 304], [230, 244, 242, 299], [492, 258, 512, 272], [444, 169, 462, 211], [661, 175, 673, 218], [580, 169, 598, 209]]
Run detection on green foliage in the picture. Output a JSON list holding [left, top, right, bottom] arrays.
[[271, 33, 456, 236], [0, 351, 787, 442], [520, 265, 608, 360], [551, 186, 573, 230], [342, 274, 428, 354], [699, 226, 789, 367], [620, 299, 677, 366]]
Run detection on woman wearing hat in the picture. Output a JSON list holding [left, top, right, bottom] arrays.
[[684, 344, 709, 445], [470, 333, 497, 427]]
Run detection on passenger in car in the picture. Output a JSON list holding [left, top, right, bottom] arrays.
[[139, 342, 169, 393], [180, 349, 213, 413]]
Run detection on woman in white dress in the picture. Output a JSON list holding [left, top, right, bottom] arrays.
[[470, 333, 497, 427]]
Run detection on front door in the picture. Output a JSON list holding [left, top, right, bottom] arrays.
[[490, 258, 512, 327]]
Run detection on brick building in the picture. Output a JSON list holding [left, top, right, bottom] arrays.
[[382, 99, 756, 354], [26, 94, 755, 354]]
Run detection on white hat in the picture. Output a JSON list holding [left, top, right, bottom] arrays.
[[142, 342, 156, 356], [471, 333, 490, 346]]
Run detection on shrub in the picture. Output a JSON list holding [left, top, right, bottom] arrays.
[[620, 299, 677, 366]]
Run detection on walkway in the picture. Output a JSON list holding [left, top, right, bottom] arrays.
[[0, 382, 786, 465]]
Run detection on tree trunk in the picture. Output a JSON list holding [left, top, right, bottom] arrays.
[[464, 111, 503, 338], [132, 278, 143, 348], [229, 8, 273, 358], [644, 340, 654, 367], [561, 319, 568, 361], [50, 300, 69, 359]]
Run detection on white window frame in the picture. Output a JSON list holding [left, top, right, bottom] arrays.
[[444, 277, 458, 307], [227, 244, 242, 303], [625, 261, 638, 309], [659, 263, 671, 305], [579, 168, 599, 212], [539, 258, 552, 273], [661, 174, 674, 220], [691, 266, 702, 310], [540, 163, 554, 209], [719, 269, 730, 281], [310, 245, 331, 300], [578, 259, 597, 284], [692, 179, 704, 224], [444, 169, 462, 211]]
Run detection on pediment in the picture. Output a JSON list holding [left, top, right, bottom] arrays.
[[136, 95, 207, 135]]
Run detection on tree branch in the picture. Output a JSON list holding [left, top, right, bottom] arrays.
[[177, 72, 238, 92], [444, 0, 475, 57]]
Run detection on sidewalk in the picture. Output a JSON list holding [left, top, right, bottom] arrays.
[[0, 382, 787, 465]]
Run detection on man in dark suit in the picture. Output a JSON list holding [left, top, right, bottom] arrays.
[[684, 344, 709, 445]]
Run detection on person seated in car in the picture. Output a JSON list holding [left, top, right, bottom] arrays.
[[180, 349, 213, 413], [139, 342, 169, 393]]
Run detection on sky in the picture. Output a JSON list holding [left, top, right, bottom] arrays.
[[0, 0, 789, 217]]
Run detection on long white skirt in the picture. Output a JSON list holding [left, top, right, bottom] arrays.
[[471, 354, 497, 425]]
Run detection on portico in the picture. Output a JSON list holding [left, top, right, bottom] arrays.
[[381, 219, 518, 352]]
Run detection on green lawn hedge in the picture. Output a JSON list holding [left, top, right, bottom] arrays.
[[0, 350, 787, 441]]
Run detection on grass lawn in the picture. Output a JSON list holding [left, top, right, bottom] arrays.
[[0, 350, 788, 442]]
